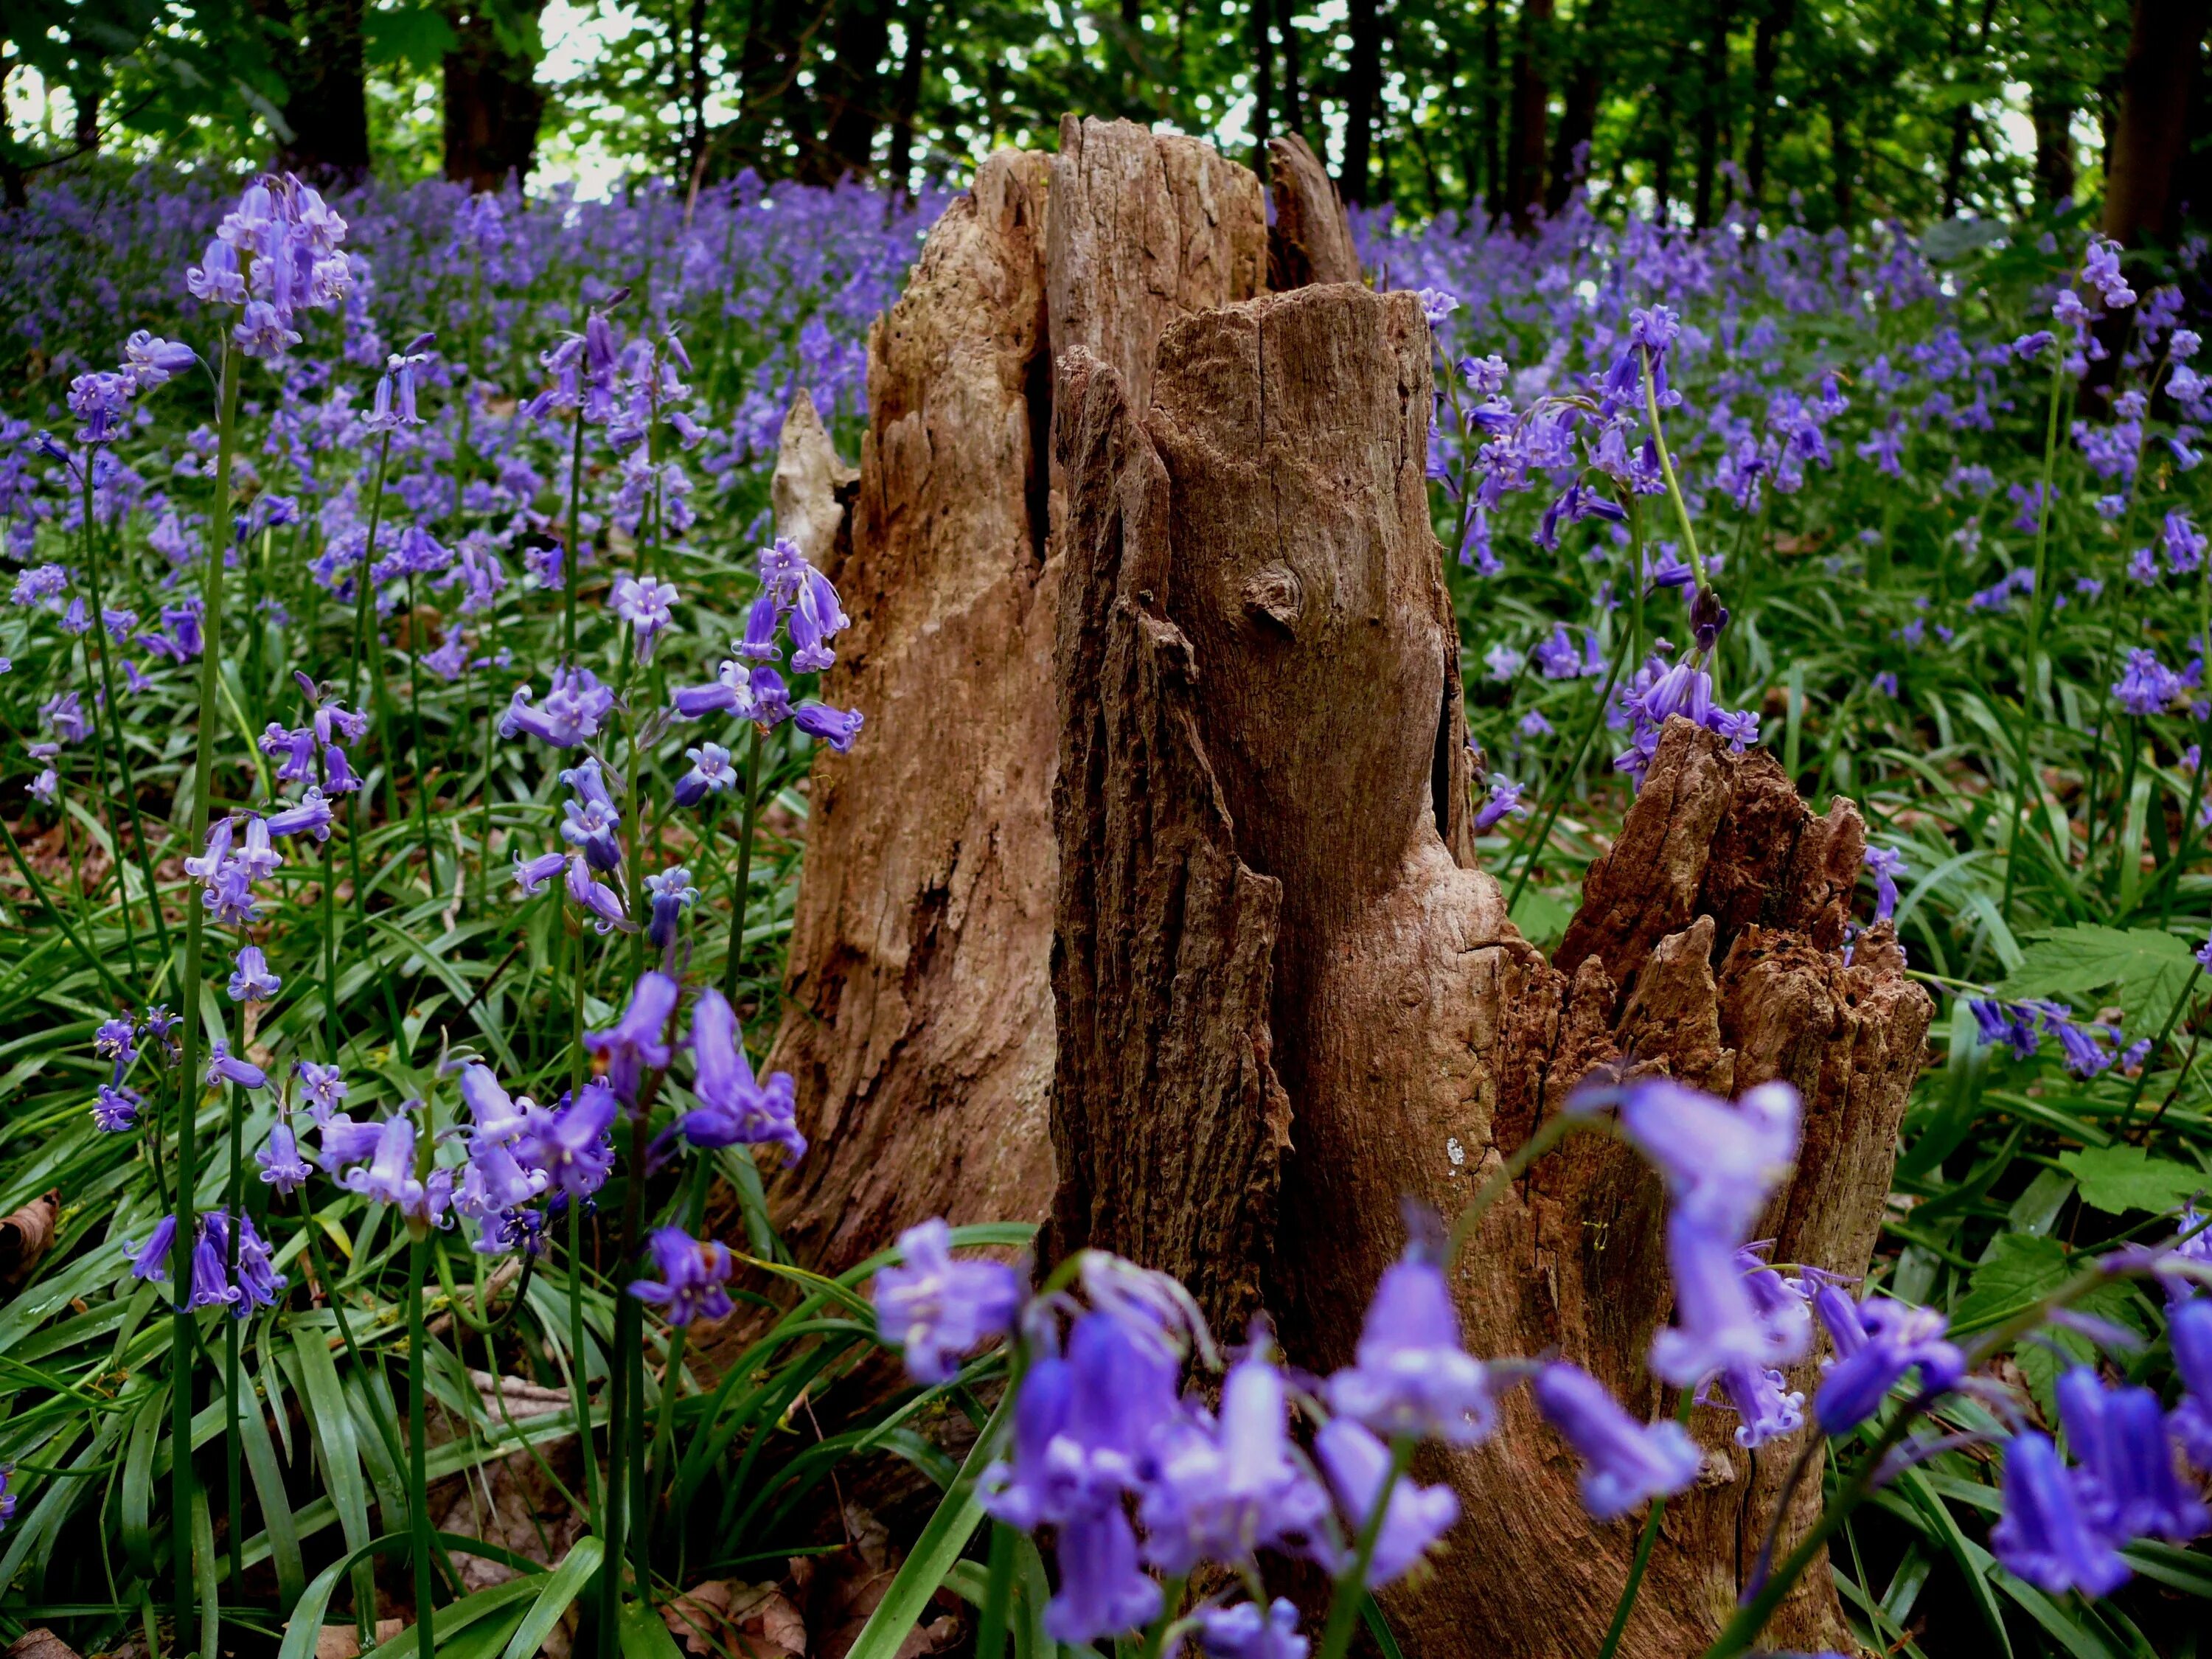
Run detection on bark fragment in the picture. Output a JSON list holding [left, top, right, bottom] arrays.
[[1265, 133, 1363, 290]]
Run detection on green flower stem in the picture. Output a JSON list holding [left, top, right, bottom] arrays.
[[223, 1077, 245, 1606], [974, 1521, 1018, 1659], [77, 453, 159, 969], [171, 325, 240, 1656], [1313, 1435, 1415, 1659], [406, 1236, 438, 1659], [563, 407, 585, 660], [567, 1199, 605, 1543], [347, 431, 394, 938], [405, 568, 436, 881], [2001, 351, 2068, 928], [1134, 1573, 1186, 1659], [1639, 348, 1705, 591], [1594, 1390, 1699, 1659], [719, 726, 766, 1004]]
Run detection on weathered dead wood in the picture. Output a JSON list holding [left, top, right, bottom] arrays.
[[1048, 281, 1931, 1658], [756, 150, 1062, 1284], [757, 121, 1317, 1299], [1265, 133, 1363, 290]]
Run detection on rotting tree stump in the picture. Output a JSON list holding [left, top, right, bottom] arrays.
[[746, 119, 1929, 1658]]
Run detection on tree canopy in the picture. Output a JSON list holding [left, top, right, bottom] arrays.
[[0, 0, 2202, 239]]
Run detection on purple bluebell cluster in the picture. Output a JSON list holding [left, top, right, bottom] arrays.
[[872, 1219, 1023, 1384], [669, 537, 861, 753], [125, 1208, 285, 1317], [1966, 998, 2150, 1079]]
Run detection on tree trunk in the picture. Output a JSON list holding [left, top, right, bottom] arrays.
[[1342, 0, 1382, 204], [1547, 0, 1607, 212], [1506, 0, 1553, 224], [2033, 94, 2078, 206], [1481, 0, 1502, 209], [753, 120, 1279, 1306], [813, 0, 894, 180], [442, 1, 547, 190], [1049, 279, 1930, 1657], [1251, 0, 1275, 170], [263, 0, 372, 182], [1276, 0, 1306, 137], [1265, 132, 1362, 288], [1691, 0, 1736, 229], [883, 0, 931, 195], [2104, 0, 2212, 247], [1745, 0, 1793, 209]]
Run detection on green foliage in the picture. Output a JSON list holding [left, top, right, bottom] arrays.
[[1999, 923, 2207, 1030], [2056, 1144, 2208, 1214]]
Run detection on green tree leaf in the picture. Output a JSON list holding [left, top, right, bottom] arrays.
[[1955, 1234, 2146, 1418], [2056, 1146, 2208, 1216]]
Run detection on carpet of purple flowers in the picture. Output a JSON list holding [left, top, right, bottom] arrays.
[[3, 160, 2212, 1659]]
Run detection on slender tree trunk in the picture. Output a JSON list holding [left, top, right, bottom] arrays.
[[442, 1, 547, 189], [1342, 0, 1382, 204], [1745, 0, 1792, 208], [1691, 0, 1736, 229], [1506, 0, 1554, 225], [884, 0, 931, 195], [1481, 0, 1502, 209], [262, 0, 372, 181], [2104, 0, 2212, 247], [1546, 0, 1607, 210], [1826, 80, 1854, 226], [2032, 94, 2078, 206], [1251, 0, 1275, 170], [1277, 0, 1305, 136], [815, 0, 893, 180]]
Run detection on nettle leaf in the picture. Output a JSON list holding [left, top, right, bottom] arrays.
[[1955, 1233, 2146, 1419], [2057, 1146, 2208, 1216], [1996, 924, 2203, 1029]]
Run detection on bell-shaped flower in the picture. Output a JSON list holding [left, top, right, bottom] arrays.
[[342, 1114, 423, 1209], [564, 852, 634, 935], [627, 1225, 736, 1326], [93, 1084, 142, 1133], [795, 702, 864, 753], [1652, 1215, 1809, 1385], [1812, 1293, 1964, 1433], [227, 945, 282, 1004], [1197, 1600, 1307, 1659], [678, 989, 806, 1161], [458, 1062, 532, 1144], [1533, 1362, 1701, 1521], [1312, 1418, 1461, 1585], [514, 1081, 617, 1198], [189, 1215, 242, 1310], [673, 742, 735, 807], [1044, 1506, 1161, 1647], [204, 1039, 268, 1091], [586, 970, 678, 1100], [1140, 1355, 1333, 1574], [2055, 1368, 2211, 1543], [499, 667, 613, 747], [1325, 1243, 1495, 1444], [296, 1061, 347, 1119], [126, 1215, 177, 1282], [257, 1121, 313, 1193], [1991, 1432, 2131, 1597], [1608, 1079, 1800, 1235], [267, 787, 335, 841], [874, 1217, 1022, 1385]]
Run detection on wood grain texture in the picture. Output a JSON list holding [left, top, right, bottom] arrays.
[[1049, 281, 1930, 1657], [1265, 133, 1364, 290]]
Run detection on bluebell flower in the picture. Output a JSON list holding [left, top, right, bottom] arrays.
[[515, 1082, 618, 1199], [122, 330, 197, 389], [670, 658, 764, 721], [588, 970, 678, 1101], [678, 988, 806, 1161], [126, 1215, 177, 1282], [2055, 1367, 2210, 1543], [2114, 648, 2181, 717], [210, 1210, 287, 1314], [1532, 1362, 1702, 1520], [1601, 1078, 1799, 1235], [296, 1061, 347, 1119], [611, 574, 679, 664], [1810, 1290, 1964, 1433], [1198, 1600, 1307, 1659], [2169, 1298, 2212, 1470], [559, 758, 624, 872], [257, 1121, 312, 1193], [93, 1084, 142, 1132], [787, 567, 849, 672], [1968, 997, 2040, 1060], [189, 1217, 241, 1310], [1416, 288, 1459, 327], [265, 787, 335, 841], [1325, 1242, 1495, 1444], [204, 1040, 268, 1091], [1700, 1360, 1806, 1449], [1992, 1432, 2131, 1597], [341, 1115, 422, 1206], [227, 945, 281, 1003], [564, 852, 633, 934], [1312, 1417, 1461, 1584], [315, 1113, 383, 1173], [737, 592, 782, 663], [1046, 1506, 1161, 1646], [794, 701, 864, 752], [1864, 846, 1905, 924], [1142, 1353, 1332, 1573], [499, 666, 613, 747], [1473, 778, 1526, 833], [644, 864, 698, 951], [983, 1310, 1180, 1528], [458, 1062, 532, 1145], [94, 1018, 138, 1063], [674, 742, 735, 807], [627, 1226, 736, 1326], [0, 1464, 15, 1531], [873, 1217, 1022, 1385], [513, 849, 567, 896], [1652, 1214, 1810, 1385]]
